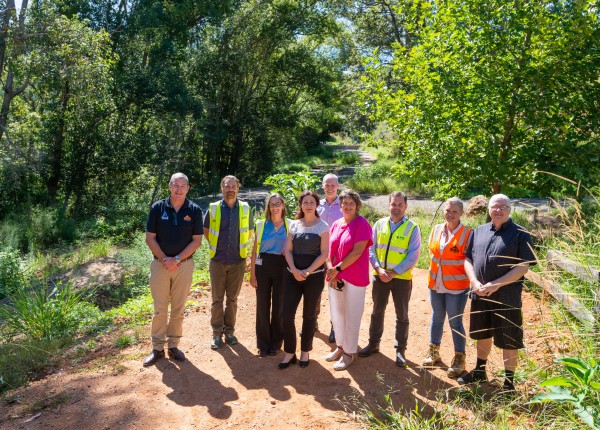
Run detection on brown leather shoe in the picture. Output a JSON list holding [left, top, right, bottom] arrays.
[[168, 347, 186, 362], [143, 349, 165, 367], [358, 342, 380, 357]]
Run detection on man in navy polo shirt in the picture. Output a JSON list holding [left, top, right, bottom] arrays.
[[143, 173, 203, 366], [458, 194, 536, 391]]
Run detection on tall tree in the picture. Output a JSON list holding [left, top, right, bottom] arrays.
[[361, 0, 600, 196]]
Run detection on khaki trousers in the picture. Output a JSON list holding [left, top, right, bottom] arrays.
[[209, 260, 246, 336], [149, 258, 194, 349]]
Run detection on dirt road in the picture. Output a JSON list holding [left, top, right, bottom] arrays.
[[0, 268, 552, 429]]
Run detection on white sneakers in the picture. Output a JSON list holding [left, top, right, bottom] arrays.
[[333, 352, 355, 371], [325, 348, 344, 362]]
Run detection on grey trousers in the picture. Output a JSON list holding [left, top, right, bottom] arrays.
[[209, 259, 246, 336], [367, 277, 412, 352]]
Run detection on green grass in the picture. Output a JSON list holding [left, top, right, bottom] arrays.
[[0, 339, 68, 393], [346, 158, 434, 196]]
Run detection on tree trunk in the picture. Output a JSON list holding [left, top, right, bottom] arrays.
[[0, 0, 28, 143], [47, 81, 70, 204]]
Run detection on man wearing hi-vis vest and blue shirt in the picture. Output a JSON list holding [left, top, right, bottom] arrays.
[[204, 175, 254, 350], [359, 191, 421, 368]]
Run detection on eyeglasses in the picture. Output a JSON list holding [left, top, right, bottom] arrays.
[[341, 201, 356, 207], [301, 201, 316, 206], [269, 202, 282, 208], [489, 205, 510, 211]]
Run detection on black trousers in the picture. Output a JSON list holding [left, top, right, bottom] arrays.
[[282, 270, 325, 353], [255, 253, 287, 352], [368, 277, 412, 352]]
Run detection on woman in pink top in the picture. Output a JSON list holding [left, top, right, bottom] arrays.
[[325, 189, 373, 370]]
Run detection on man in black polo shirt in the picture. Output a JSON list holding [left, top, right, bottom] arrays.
[[143, 173, 203, 366], [458, 194, 536, 391]]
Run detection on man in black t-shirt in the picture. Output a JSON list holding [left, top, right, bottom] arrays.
[[458, 194, 536, 391], [143, 173, 203, 367]]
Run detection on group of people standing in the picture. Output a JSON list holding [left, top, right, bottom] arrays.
[[142, 172, 535, 392]]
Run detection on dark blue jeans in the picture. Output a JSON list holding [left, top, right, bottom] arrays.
[[429, 289, 468, 353]]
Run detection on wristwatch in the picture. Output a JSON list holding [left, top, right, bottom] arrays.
[[175, 255, 181, 263], [335, 264, 342, 272]]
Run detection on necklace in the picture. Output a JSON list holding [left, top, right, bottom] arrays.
[[272, 219, 284, 231]]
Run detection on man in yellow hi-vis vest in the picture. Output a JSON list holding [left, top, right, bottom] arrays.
[[358, 191, 421, 368], [203, 175, 254, 350]]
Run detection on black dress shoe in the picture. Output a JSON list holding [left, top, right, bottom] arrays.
[[395, 350, 407, 368], [259, 350, 268, 357], [268, 349, 279, 356], [328, 328, 336, 343], [168, 347, 186, 362], [143, 349, 165, 367], [278, 354, 297, 369], [358, 342, 380, 357], [299, 356, 310, 368]]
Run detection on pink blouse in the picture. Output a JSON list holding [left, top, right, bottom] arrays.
[[329, 216, 373, 287]]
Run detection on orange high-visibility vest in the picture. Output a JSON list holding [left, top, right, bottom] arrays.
[[427, 223, 472, 290]]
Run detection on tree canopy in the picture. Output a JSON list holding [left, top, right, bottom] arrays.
[[359, 0, 600, 196]]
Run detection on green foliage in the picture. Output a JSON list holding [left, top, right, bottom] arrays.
[[113, 334, 138, 349], [0, 248, 26, 300], [335, 151, 360, 165], [0, 339, 67, 394], [104, 293, 154, 327], [530, 357, 600, 429], [264, 171, 321, 216], [359, 0, 600, 197], [364, 395, 449, 429], [0, 283, 94, 341], [27, 207, 77, 251], [346, 159, 432, 196]]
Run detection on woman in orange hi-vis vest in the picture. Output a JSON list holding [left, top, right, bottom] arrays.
[[423, 197, 473, 379]]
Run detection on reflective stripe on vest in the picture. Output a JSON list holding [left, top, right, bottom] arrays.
[[255, 218, 291, 252], [427, 223, 472, 290], [373, 217, 416, 280], [208, 201, 251, 259]]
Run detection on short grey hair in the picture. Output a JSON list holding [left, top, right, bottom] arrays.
[[322, 173, 339, 184], [489, 194, 511, 208], [445, 197, 464, 211], [170, 172, 189, 184]]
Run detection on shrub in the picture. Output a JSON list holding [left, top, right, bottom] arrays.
[[27, 206, 76, 250], [0, 248, 25, 300], [264, 172, 321, 216], [529, 357, 600, 429], [0, 282, 90, 341]]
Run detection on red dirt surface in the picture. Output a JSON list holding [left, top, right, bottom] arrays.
[[0, 269, 557, 429]]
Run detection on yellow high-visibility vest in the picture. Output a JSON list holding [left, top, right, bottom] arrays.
[[373, 217, 417, 280], [255, 218, 291, 252], [208, 201, 251, 259]]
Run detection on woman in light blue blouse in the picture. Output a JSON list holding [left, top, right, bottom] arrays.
[[250, 194, 291, 357]]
